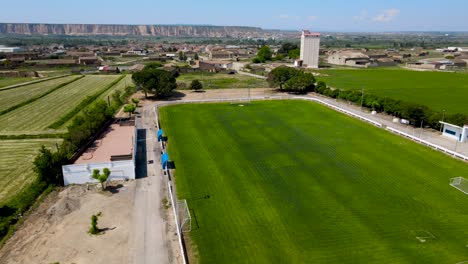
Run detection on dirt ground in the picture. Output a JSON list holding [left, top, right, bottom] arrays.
[[0, 181, 135, 264]]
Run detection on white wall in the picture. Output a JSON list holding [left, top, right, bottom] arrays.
[[62, 160, 135, 186], [442, 123, 463, 142], [300, 35, 320, 68]]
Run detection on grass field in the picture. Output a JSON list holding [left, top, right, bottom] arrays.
[[0, 77, 34, 88], [177, 72, 269, 89], [0, 76, 77, 113], [0, 75, 120, 133], [0, 139, 62, 204], [160, 100, 468, 264], [315, 68, 468, 114]]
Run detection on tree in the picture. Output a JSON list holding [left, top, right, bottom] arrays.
[[33, 146, 68, 186], [131, 98, 140, 106], [92, 168, 110, 190], [254, 46, 272, 63], [89, 213, 100, 235], [267, 66, 302, 90], [123, 104, 136, 117], [278, 43, 299, 55], [132, 68, 177, 98], [288, 48, 300, 59], [178, 51, 187, 61], [284, 72, 316, 94], [194, 53, 199, 60], [190, 80, 203, 91]]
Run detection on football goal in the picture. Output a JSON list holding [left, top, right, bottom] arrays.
[[177, 199, 192, 233], [450, 177, 468, 195]]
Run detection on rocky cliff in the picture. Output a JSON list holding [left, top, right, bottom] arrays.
[[0, 23, 272, 38]]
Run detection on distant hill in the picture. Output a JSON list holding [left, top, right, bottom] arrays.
[[0, 23, 294, 38]]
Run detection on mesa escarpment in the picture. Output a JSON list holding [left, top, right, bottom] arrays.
[[0, 23, 274, 38]]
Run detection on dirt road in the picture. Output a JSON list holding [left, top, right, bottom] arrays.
[[128, 104, 175, 264]]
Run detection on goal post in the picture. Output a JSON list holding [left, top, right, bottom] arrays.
[[450, 177, 468, 195], [177, 199, 191, 233]]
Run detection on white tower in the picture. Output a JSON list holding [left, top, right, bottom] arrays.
[[300, 30, 320, 68]]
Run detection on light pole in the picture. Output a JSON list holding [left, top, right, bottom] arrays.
[[360, 85, 364, 111], [419, 120, 424, 138], [440, 109, 446, 132]]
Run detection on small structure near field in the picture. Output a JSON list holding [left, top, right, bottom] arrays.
[[440, 121, 468, 142], [62, 120, 137, 185]]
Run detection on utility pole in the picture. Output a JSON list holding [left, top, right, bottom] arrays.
[[440, 109, 446, 132], [360, 85, 364, 111], [419, 120, 424, 138]]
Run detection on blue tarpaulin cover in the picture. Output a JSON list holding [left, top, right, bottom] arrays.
[[157, 129, 163, 142], [162, 152, 169, 169]]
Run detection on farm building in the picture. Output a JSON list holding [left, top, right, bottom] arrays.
[[440, 121, 468, 142], [198, 60, 233, 72], [62, 120, 137, 185], [327, 50, 372, 67]]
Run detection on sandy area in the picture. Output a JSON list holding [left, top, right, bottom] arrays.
[[0, 181, 135, 264]]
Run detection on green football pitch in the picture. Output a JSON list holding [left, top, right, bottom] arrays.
[[316, 68, 468, 115], [159, 100, 468, 264]]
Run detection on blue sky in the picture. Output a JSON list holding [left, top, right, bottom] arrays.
[[1, 0, 467, 32]]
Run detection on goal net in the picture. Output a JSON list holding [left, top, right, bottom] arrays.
[[177, 199, 191, 233], [450, 177, 468, 195]]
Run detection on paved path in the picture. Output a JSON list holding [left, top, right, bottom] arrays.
[[237, 70, 267, 79], [128, 105, 170, 264]]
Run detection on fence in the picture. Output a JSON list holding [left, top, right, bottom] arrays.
[[153, 105, 189, 264], [153, 94, 468, 262]]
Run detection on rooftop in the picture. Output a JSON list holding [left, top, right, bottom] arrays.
[[75, 123, 135, 164], [302, 30, 320, 37]]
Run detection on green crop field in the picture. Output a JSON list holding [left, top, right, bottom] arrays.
[[316, 68, 468, 114], [0, 75, 120, 134], [160, 100, 468, 264], [0, 77, 35, 88], [0, 139, 62, 204], [177, 72, 269, 89], [0, 75, 77, 113]]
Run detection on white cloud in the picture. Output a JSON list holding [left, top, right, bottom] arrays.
[[373, 9, 400, 22], [308, 16, 318, 21], [353, 10, 368, 21], [279, 14, 289, 19]]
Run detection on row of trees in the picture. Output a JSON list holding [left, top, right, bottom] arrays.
[[267, 66, 316, 94]]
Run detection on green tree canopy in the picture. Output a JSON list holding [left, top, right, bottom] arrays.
[[288, 48, 300, 59], [284, 72, 316, 93], [92, 168, 110, 190], [267, 66, 302, 90], [190, 79, 203, 91], [132, 68, 177, 98], [254, 46, 272, 63]]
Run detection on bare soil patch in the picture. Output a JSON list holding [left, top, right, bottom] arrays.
[[0, 181, 135, 264]]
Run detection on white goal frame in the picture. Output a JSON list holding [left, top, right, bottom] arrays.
[[177, 199, 191, 233], [450, 177, 468, 195]]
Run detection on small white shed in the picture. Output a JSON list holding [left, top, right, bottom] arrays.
[[440, 121, 468, 142]]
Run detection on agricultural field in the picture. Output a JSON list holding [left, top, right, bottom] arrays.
[[0, 139, 62, 204], [0, 75, 120, 134], [0, 77, 34, 88], [315, 68, 468, 114], [177, 72, 269, 89], [0, 75, 78, 113], [160, 100, 468, 264]]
